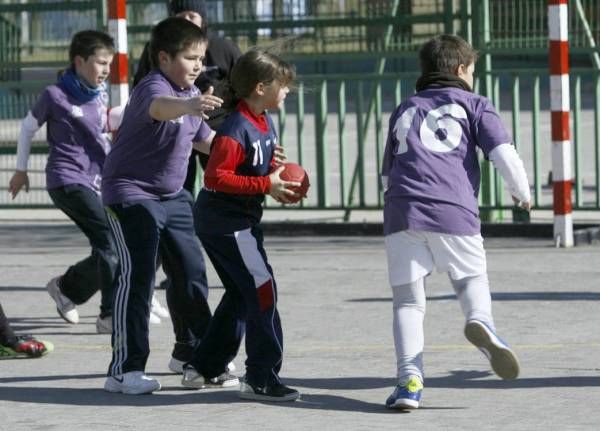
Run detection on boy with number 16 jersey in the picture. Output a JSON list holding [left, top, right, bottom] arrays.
[[382, 35, 531, 410]]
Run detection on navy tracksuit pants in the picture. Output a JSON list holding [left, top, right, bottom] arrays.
[[190, 224, 284, 387], [105, 190, 211, 375]]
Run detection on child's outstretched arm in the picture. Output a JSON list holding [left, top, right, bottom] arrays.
[[488, 144, 531, 211], [9, 111, 41, 198], [149, 86, 223, 121]]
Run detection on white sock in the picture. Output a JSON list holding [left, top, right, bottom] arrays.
[[391, 277, 426, 383], [450, 273, 495, 331]]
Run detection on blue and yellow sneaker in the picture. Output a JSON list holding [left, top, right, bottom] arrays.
[[386, 375, 423, 409], [464, 319, 520, 380]]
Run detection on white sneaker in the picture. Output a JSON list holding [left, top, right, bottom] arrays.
[[149, 311, 161, 324], [169, 357, 236, 374], [104, 371, 161, 394], [151, 294, 170, 318], [181, 366, 239, 389], [46, 276, 79, 324], [96, 315, 112, 334]]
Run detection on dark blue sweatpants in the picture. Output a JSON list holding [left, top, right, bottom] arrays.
[[48, 184, 118, 317], [105, 190, 211, 375], [190, 224, 284, 387]]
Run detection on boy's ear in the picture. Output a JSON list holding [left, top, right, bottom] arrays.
[[73, 55, 85, 70], [456, 64, 466, 76], [254, 82, 266, 96], [158, 50, 170, 65]]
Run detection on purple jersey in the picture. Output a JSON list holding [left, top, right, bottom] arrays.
[[32, 84, 110, 192], [382, 87, 511, 236], [101, 70, 212, 204]]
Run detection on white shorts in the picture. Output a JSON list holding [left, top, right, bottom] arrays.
[[384, 230, 487, 285]]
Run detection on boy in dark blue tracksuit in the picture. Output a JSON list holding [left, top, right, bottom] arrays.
[[183, 49, 301, 402]]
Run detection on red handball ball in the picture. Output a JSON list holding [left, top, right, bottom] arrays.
[[279, 162, 310, 204]]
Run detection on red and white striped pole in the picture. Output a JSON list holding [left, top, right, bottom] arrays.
[[549, 0, 573, 247], [107, 0, 129, 107]]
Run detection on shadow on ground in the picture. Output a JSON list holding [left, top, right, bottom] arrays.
[[348, 291, 600, 303], [1, 371, 599, 413]]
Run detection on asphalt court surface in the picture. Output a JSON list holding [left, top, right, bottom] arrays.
[[1, 223, 600, 430]]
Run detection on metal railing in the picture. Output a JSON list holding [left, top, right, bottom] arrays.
[[4, 69, 600, 218], [2, 0, 600, 218]]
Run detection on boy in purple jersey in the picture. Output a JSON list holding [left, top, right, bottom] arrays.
[[182, 50, 301, 402], [101, 17, 231, 395], [8, 30, 118, 334], [382, 35, 531, 409]]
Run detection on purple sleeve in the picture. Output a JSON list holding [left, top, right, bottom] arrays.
[[474, 98, 512, 157], [193, 119, 213, 142], [30, 89, 53, 126], [128, 77, 170, 124]]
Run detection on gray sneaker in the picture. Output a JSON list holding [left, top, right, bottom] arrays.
[[96, 315, 112, 334], [169, 357, 237, 374], [181, 366, 239, 389], [46, 276, 79, 324], [464, 319, 520, 380]]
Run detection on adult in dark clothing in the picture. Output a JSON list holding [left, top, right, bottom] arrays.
[[133, 0, 242, 193]]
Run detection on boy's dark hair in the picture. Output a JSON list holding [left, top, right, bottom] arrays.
[[149, 17, 208, 68], [230, 49, 295, 99], [69, 30, 114, 63], [419, 34, 478, 75]]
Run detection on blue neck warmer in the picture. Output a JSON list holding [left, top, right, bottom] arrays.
[[59, 67, 103, 103]]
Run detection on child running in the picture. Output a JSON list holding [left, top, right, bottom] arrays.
[[8, 30, 118, 334], [101, 17, 228, 395], [183, 49, 301, 402], [381, 34, 531, 409]]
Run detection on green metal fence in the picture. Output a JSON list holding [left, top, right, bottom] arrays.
[[1, 0, 600, 218]]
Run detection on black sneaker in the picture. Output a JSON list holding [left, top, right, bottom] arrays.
[[238, 378, 300, 402]]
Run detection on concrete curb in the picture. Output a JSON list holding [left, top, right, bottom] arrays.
[[573, 225, 600, 245], [2, 219, 599, 244], [262, 222, 600, 239]]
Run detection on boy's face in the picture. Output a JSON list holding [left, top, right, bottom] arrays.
[[457, 62, 475, 89], [159, 41, 207, 89], [175, 10, 203, 28], [74, 48, 114, 88], [259, 80, 290, 110]]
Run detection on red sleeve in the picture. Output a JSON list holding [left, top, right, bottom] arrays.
[[204, 136, 272, 194]]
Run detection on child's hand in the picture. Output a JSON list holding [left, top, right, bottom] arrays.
[[268, 165, 300, 203], [9, 171, 29, 199], [512, 196, 531, 212], [186, 86, 223, 119], [273, 145, 287, 167]]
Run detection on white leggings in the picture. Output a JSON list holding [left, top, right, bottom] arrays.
[[391, 273, 494, 383]]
